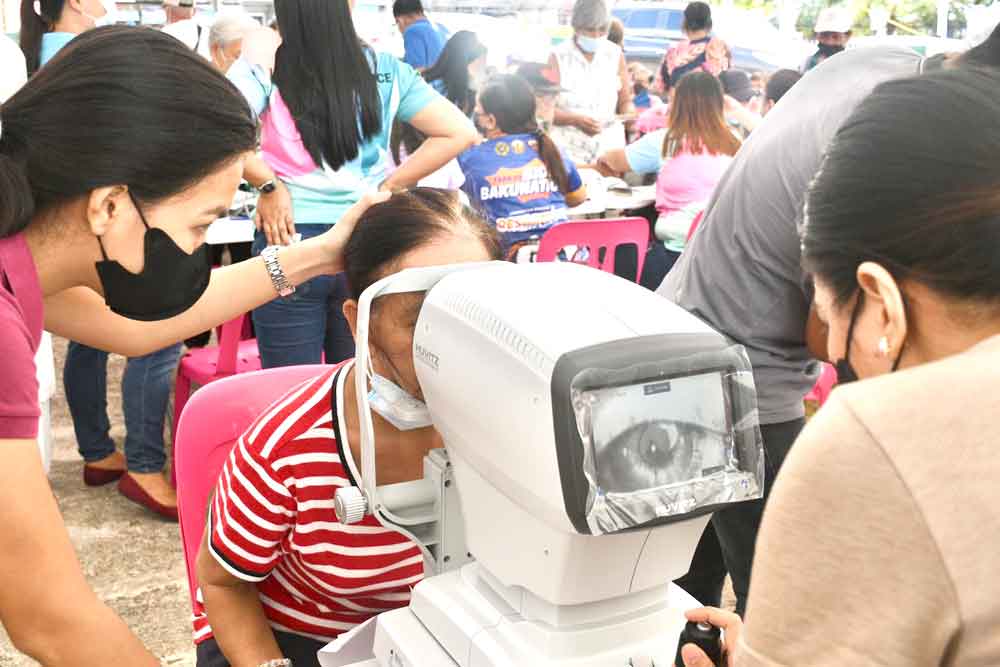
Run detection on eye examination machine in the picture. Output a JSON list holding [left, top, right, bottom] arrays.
[[321, 261, 764, 667]]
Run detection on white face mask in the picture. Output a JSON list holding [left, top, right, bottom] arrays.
[[83, 0, 117, 27], [576, 33, 603, 54], [367, 370, 432, 431]]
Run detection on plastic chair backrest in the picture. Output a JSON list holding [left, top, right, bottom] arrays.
[[215, 313, 248, 376], [174, 365, 328, 612], [536, 218, 650, 281], [806, 362, 839, 407], [686, 210, 705, 242]]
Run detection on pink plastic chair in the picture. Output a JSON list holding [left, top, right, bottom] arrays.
[[536, 218, 651, 282], [174, 365, 328, 614], [805, 362, 838, 408], [171, 313, 262, 486]]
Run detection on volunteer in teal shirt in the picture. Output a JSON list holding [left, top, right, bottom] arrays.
[[228, 0, 475, 369]]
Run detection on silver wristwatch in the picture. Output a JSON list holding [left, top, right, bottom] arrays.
[[261, 245, 296, 298], [257, 660, 292, 667]]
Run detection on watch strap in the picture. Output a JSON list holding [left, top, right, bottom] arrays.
[[261, 245, 296, 298]]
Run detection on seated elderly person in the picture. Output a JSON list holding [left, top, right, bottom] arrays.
[[207, 13, 258, 73], [547, 0, 633, 165], [194, 189, 501, 667]]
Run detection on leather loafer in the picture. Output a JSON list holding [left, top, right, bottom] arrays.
[[118, 473, 179, 521], [83, 464, 125, 487]]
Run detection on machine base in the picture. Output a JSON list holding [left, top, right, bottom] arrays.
[[321, 564, 700, 667]]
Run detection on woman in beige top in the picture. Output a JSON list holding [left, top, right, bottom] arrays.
[[678, 65, 1000, 666]]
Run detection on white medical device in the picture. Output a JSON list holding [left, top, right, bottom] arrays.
[[325, 261, 763, 667]]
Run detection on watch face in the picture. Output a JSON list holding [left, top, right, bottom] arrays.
[[260, 181, 276, 194]]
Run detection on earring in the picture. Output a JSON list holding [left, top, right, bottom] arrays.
[[877, 336, 890, 357]]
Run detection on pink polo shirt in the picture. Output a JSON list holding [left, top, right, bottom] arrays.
[[0, 233, 43, 439]]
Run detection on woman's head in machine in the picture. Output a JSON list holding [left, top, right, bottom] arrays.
[[342, 188, 502, 406], [802, 67, 1000, 382]]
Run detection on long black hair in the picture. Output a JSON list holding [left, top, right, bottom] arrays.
[[0, 26, 257, 238], [802, 67, 1000, 309], [479, 74, 572, 195], [344, 188, 501, 299], [272, 0, 382, 171], [423, 30, 486, 116], [20, 0, 66, 75]]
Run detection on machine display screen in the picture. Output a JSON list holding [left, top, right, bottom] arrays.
[[583, 372, 730, 494]]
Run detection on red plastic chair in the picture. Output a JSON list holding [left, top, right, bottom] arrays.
[[174, 365, 328, 614], [536, 217, 651, 282], [686, 210, 705, 242], [171, 312, 261, 486], [805, 362, 838, 408]]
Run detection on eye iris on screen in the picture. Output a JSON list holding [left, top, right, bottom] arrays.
[[636, 422, 678, 469]]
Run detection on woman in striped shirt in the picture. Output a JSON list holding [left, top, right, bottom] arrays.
[[195, 189, 501, 667]]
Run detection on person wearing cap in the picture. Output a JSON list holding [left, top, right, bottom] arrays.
[[515, 61, 566, 132], [547, 0, 633, 165], [719, 69, 762, 136], [803, 6, 853, 72], [161, 0, 211, 60]]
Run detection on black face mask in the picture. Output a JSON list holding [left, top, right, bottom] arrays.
[[94, 192, 211, 321], [834, 293, 864, 385], [834, 292, 905, 385], [817, 43, 845, 58]]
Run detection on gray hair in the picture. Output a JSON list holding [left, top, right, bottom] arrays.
[[209, 14, 258, 47], [571, 0, 611, 32]]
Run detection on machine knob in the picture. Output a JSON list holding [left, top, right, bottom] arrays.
[[334, 487, 368, 525]]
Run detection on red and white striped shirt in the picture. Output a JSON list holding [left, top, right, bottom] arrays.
[[193, 361, 425, 644]]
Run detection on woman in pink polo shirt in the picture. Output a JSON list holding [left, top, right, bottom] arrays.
[[0, 27, 383, 666], [647, 71, 741, 286]]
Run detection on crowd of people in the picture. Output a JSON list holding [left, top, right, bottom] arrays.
[[0, 0, 999, 664]]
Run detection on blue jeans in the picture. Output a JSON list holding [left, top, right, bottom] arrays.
[[63, 341, 183, 474], [251, 226, 355, 368]]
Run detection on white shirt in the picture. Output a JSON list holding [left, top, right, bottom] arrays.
[[161, 17, 212, 60], [550, 39, 626, 164], [0, 34, 27, 103]]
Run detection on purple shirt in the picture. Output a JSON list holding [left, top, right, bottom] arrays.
[[0, 233, 43, 439]]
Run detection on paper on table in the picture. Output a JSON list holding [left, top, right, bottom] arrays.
[[317, 616, 377, 667]]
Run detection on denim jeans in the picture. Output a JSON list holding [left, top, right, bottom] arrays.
[[63, 341, 183, 474], [196, 631, 326, 667], [673, 418, 805, 616], [251, 226, 355, 368]]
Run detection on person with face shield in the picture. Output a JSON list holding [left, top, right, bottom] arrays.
[[194, 189, 502, 667], [547, 0, 634, 165], [459, 74, 588, 260], [18, 0, 116, 74], [0, 27, 388, 666], [676, 65, 1000, 667]]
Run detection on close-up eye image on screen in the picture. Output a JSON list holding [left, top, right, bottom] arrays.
[[585, 372, 731, 494]]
